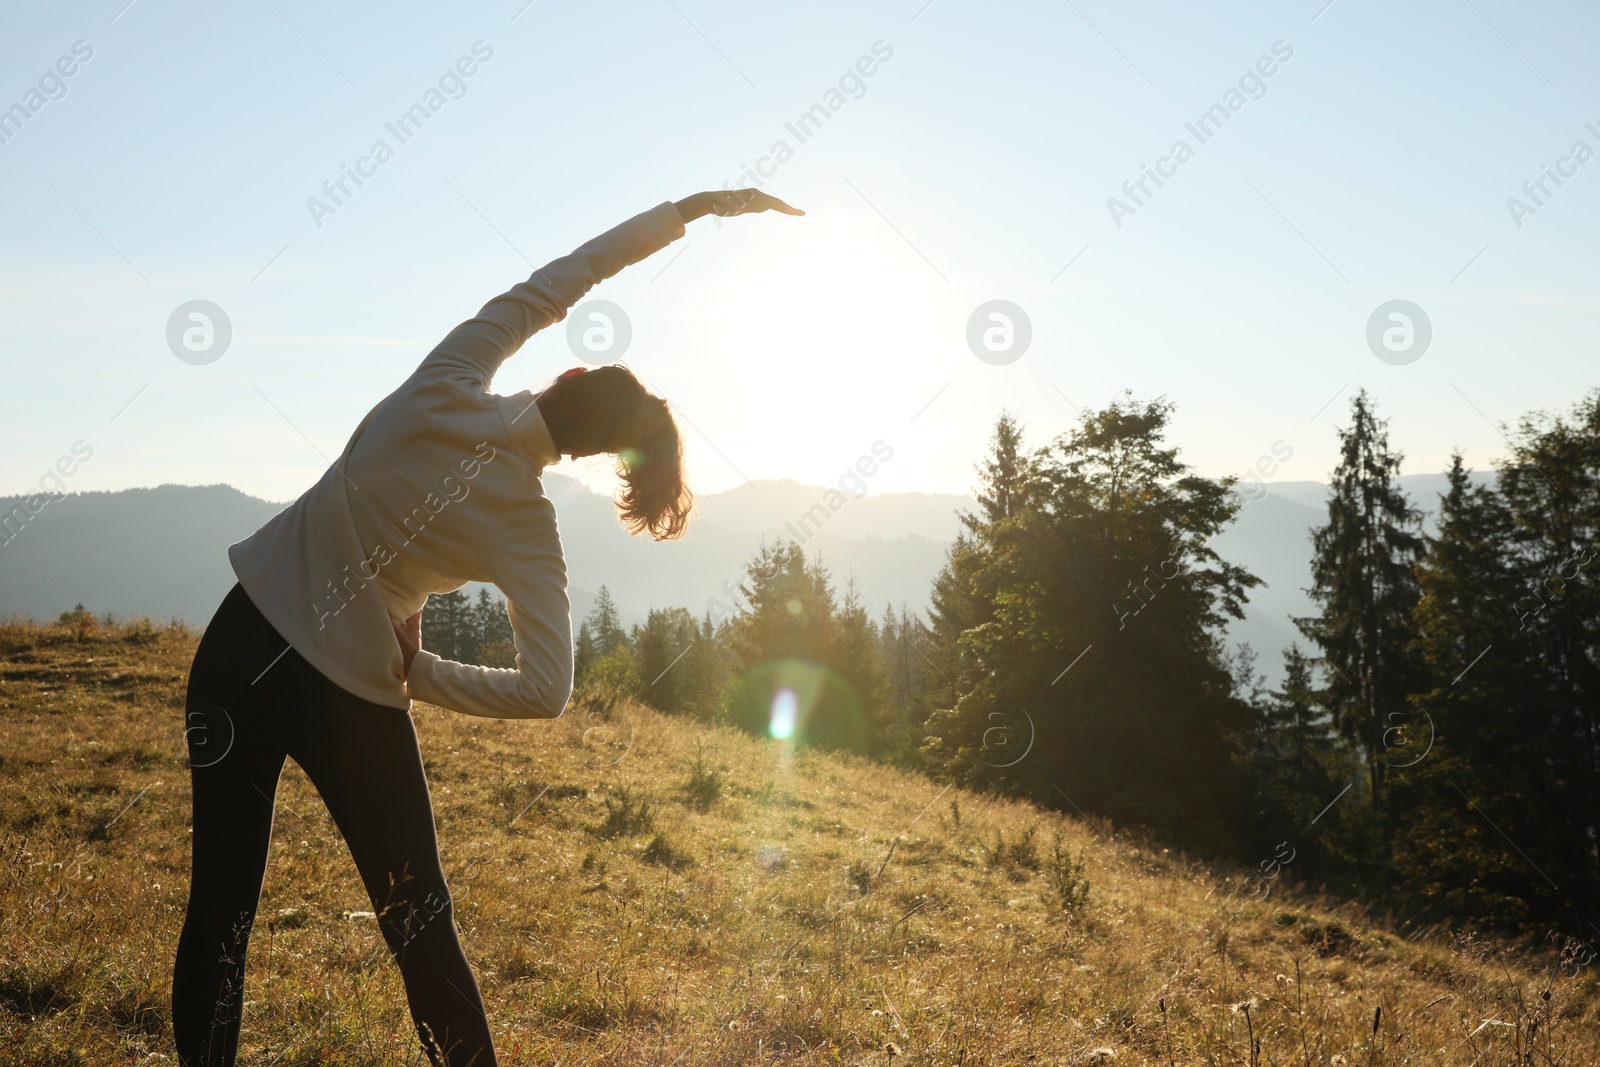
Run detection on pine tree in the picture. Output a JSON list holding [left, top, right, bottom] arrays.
[[1493, 396, 1600, 922], [1392, 454, 1545, 924], [679, 611, 731, 723], [919, 416, 1032, 735], [923, 534, 985, 715], [632, 607, 699, 716], [720, 542, 887, 753], [421, 589, 475, 663], [878, 602, 934, 739], [1243, 645, 1345, 873], [573, 622, 598, 686], [1299, 390, 1424, 808], [834, 579, 889, 754], [472, 587, 516, 667], [921, 399, 1259, 848], [586, 586, 629, 658], [968, 410, 1031, 528]]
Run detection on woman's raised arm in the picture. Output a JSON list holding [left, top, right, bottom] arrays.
[[413, 191, 802, 393]]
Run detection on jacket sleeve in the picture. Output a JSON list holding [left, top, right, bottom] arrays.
[[403, 492, 574, 719], [413, 201, 686, 392]]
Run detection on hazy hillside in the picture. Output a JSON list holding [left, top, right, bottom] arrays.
[[0, 477, 971, 636], [0, 485, 283, 627], [2, 617, 1593, 1064], [0, 470, 1491, 684]]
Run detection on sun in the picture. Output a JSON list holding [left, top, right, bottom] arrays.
[[701, 221, 946, 456]]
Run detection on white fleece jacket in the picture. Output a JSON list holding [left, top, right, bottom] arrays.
[[227, 201, 686, 718]]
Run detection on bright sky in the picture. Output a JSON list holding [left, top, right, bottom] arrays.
[[3, 0, 1597, 505]]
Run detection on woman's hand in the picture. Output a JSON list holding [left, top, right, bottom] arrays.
[[394, 608, 423, 679], [674, 189, 804, 223]]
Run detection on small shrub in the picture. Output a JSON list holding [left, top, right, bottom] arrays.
[[1278, 910, 1356, 956], [0, 966, 78, 1017], [122, 618, 160, 645], [107, 985, 166, 1038], [574, 646, 640, 719], [642, 832, 694, 871], [681, 745, 726, 810], [847, 858, 874, 895], [1050, 833, 1091, 911], [596, 788, 654, 839], [982, 825, 1041, 879], [498, 942, 557, 983], [57, 605, 96, 641]]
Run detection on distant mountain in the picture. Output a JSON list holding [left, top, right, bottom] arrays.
[[0, 477, 970, 636], [0, 485, 283, 628], [0, 469, 1490, 686]]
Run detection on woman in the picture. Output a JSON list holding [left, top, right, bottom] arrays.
[[174, 188, 802, 1067]]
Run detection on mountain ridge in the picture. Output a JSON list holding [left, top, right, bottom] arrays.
[[0, 470, 1490, 683]]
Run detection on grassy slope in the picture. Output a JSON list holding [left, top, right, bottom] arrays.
[[1, 618, 1596, 1066]]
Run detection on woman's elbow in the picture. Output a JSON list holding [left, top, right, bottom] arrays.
[[512, 673, 572, 720]]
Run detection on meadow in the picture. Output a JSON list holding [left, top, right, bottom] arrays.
[[2, 615, 1596, 1066]]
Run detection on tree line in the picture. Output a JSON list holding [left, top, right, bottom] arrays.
[[426, 389, 1600, 932]]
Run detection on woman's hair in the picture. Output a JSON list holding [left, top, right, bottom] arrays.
[[539, 365, 693, 540]]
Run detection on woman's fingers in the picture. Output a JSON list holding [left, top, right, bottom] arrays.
[[753, 192, 805, 216], [394, 609, 423, 677], [713, 189, 805, 217]]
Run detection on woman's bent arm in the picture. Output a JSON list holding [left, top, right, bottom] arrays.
[[402, 493, 574, 720], [413, 201, 687, 393]]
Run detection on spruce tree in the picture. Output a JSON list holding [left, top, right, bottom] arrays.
[[573, 621, 598, 686], [1243, 645, 1345, 874], [421, 589, 475, 663], [921, 399, 1259, 847], [1299, 390, 1424, 808], [584, 586, 629, 659], [1495, 395, 1600, 921], [1394, 454, 1543, 924], [472, 587, 515, 666], [632, 607, 699, 716]]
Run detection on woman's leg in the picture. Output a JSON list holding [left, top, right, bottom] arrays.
[[174, 586, 291, 1067], [284, 679, 497, 1067]]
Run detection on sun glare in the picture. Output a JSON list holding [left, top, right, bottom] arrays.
[[769, 686, 798, 740], [711, 225, 943, 454]]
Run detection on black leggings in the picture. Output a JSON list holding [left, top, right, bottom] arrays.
[[174, 582, 497, 1067]]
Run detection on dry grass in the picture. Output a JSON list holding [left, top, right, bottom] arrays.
[[2, 616, 1597, 1065]]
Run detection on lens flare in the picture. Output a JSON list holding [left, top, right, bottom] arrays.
[[729, 658, 868, 752], [769, 686, 798, 740]]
